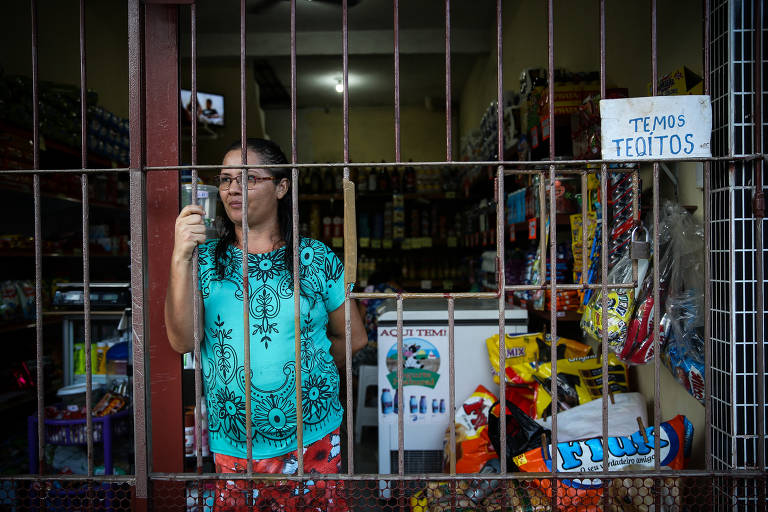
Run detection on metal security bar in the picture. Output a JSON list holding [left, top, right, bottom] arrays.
[[0, 1, 765, 511]]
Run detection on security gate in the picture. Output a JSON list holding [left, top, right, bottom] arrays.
[[0, 0, 765, 510]]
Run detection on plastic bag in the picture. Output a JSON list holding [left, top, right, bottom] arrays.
[[513, 414, 693, 512], [580, 255, 636, 351], [662, 291, 706, 403], [534, 392, 647, 442], [487, 400, 551, 471]]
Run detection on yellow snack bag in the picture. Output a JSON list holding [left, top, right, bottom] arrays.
[[509, 353, 629, 419], [486, 332, 592, 384]]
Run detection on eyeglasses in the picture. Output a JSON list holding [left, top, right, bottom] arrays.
[[214, 174, 277, 190]]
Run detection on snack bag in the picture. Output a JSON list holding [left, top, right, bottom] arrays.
[[513, 414, 693, 511], [486, 332, 592, 384], [509, 353, 629, 419], [443, 385, 498, 474], [581, 256, 635, 351]]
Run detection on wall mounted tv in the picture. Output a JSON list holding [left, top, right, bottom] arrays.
[[181, 89, 224, 126]]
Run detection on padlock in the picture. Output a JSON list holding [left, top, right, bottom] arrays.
[[630, 225, 650, 260]]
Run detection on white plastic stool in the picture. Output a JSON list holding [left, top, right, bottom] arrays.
[[355, 365, 379, 443]]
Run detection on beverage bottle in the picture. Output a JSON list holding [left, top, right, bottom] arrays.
[[184, 407, 194, 457], [378, 163, 390, 193], [323, 167, 336, 194], [393, 389, 399, 413], [409, 395, 418, 414], [419, 396, 427, 414], [432, 399, 439, 413], [358, 167, 369, 192], [391, 166, 402, 193], [381, 388, 393, 414], [404, 161, 416, 193], [368, 166, 378, 192], [439, 399, 446, 413]]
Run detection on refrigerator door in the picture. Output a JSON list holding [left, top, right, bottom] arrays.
[[376, 299, 528, 478]]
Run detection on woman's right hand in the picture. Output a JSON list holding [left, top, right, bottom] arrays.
[[173, 205, 207, 261]]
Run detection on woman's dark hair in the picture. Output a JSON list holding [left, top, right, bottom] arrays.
[[214, 138, 296, 281]]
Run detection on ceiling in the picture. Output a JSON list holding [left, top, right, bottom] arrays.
[[180, 0, 495, 108]]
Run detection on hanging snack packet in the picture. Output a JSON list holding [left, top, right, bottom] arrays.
[[508, 353, 629, 419], [443, 385, 499, 474], [580, 256, 635, 352], [513, 414, 693, 512]]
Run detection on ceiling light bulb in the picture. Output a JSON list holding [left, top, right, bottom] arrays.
[[335, 81, 344, 93]]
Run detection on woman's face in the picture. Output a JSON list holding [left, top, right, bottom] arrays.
[[219, 149, 289, 230]]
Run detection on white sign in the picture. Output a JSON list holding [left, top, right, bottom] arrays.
[[600, 95, 711, 161]]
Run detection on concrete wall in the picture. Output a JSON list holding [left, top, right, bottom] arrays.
[[265, 105, 454, 164]]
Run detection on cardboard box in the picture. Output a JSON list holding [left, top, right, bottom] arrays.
[[651, 65, 704, 96]]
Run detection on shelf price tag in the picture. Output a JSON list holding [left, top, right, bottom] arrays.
[[383, 239, 393, 249], [371, 239, 382, 249], [420, 280, 432, 290], [446, 236, 457, 247], [332, 237, 343, 248], [359, 237, 370, 248]]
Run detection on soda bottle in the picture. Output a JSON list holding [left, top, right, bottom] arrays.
[[409, 395, 417, 414], [439, 399, 446, 413], [431, 398, 439, 413], [419, 396, 427, 414]]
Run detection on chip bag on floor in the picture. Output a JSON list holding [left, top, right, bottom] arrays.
[[443, 385, 499, 474], [513, 414, 693, 512]]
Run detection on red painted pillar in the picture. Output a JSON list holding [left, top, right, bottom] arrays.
[[144, 0, 183, 478]]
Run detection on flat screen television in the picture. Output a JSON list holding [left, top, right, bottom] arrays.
[[181, 89, 224, 126]]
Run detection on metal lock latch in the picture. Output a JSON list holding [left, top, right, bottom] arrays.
[[630, 225, 650, 260]]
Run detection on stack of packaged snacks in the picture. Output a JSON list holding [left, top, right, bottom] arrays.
[[570, 211, 597, 310], [607, 169, 640, 269]]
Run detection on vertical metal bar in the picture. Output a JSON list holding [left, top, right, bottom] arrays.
[[447, 298, 456, 476], [288, 0, 305, 479], [445, 0, 452, 161], [703, 0, 713, 474], [581, 170, 588, 287], [396, 296, 404, 476], [340, 0, 354, 475], [128, 0, 148, 498], [751, 0, 766, 476], [30, 0, 44, 476], [190, 1, 205, 475], [78, 0, 94, 479], [650, 0, 662, 475], [539, 171, 546, 286], [599, 0, 610, 490], [239, 0, 254, 474], [495, 0, 508, 476], [393, 0, 400, 163], [546, 1, 558, 495]]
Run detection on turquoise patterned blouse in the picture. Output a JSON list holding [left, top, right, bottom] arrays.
[[197, 238, 346, 459]]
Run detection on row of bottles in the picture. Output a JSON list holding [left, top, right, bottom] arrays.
[[357, 254, 468, 287], [296, 163, 482, 195], [381, 389, 447, 415]]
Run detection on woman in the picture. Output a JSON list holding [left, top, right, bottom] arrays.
[[165, 138, 367, 511]]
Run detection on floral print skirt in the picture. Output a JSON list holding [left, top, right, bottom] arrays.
[[213, 428, 348, 511]]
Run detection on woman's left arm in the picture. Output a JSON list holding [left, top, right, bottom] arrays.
[[327, 299, 368, 369]]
